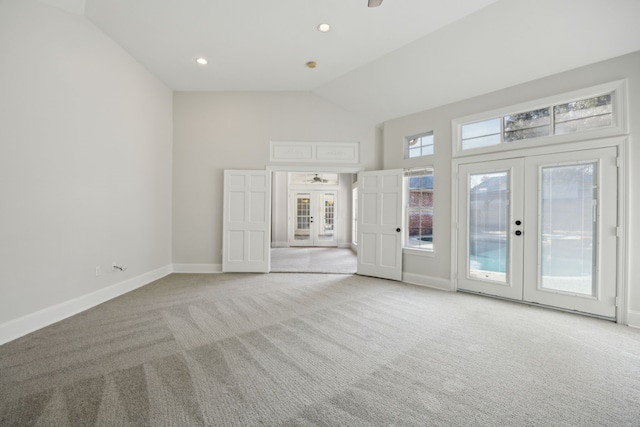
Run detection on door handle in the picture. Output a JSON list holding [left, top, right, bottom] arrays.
[[396, 228, 401, 232], [515, 230, 522, 236]]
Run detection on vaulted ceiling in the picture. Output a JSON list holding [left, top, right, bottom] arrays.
[[41, 0, 640, 124]]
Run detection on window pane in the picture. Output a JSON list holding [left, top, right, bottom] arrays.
[[462, 134, 501, 150], [554, 94, 612, 123], [406, 133, 434, 159], [504, 125, 551, 142], [540, 164, 596, 295], [504, 108, 550, 132], [404, 169, 434, 250], [555, 114, 612, 135], [462, 118, 501, 140], [503, 108, 551, 143], [554, 94, 613, 136]]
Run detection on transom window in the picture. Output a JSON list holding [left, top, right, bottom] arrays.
[[404, 168, 434, 251], [453, 80, 627, 157], [405, 132, 434, 158]]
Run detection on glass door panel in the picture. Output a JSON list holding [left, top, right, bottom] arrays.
[[540, 163, 596, 296], [293, 193, 311, 243], [469, 171, 509, 283], [317, 193, 335, 242]]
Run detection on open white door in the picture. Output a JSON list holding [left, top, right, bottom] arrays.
[[357, 169, 403, 281], [222, 170, 271, 273]]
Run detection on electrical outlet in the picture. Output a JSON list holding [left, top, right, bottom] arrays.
[[95, 267, 101, 276]]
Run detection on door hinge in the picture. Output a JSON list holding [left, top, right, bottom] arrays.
[[616, 157, 622, 168], [615, 296, 620, 307], [616, 226, 620, 237]]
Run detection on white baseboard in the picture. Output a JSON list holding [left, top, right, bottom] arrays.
[[627, 310, 640, 328], [0, 264, 172, 346], [271, 242, 289, 248], [402, 273, 452, 291], [172, 263, 222, 273]]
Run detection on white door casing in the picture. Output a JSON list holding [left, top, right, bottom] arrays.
[[222, 170, 271, 273], [357, 169, 403, 281]]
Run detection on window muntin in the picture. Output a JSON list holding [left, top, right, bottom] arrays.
[[454, 81, 625, 157], [404, 168, 433, 251], [406, 132, 434, 158]]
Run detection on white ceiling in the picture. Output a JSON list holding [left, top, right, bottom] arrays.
[[41, 0, 640, 124]]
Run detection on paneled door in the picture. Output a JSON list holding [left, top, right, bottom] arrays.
[[222, 170, 271, 273], [289, 191, 337, 247], [457, 147, 618, 318], [357, 170, 403, 281]]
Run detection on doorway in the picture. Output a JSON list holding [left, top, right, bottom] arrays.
[[456, 147, 618, 318]]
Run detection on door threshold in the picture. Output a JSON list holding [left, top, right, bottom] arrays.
[[457, 289, 616, 322]]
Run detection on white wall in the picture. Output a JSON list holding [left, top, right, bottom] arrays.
[[383, 51, 640, 325], [0, 0, 173, 338], [173, 92, 378, 269]]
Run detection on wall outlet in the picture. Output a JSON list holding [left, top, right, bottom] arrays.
[[95, 266, 101, 276]]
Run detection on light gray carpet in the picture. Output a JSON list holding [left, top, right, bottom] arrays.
[[271, 248, 357, 273], [1, 273, 639, 426]]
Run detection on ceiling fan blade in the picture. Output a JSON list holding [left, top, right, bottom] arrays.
[[368, 0, 383, 7]]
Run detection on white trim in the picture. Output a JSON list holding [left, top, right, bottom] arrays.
[[0, 265, 172, 346], [627, 311, 640, 329], [618, 138, 630, 325], [452, 80, 628, 158], [403, 273, 452, 291], [172, 264, 222, 273]]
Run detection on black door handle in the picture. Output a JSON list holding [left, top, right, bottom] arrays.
[[396, 228, 401, 232], [515, 230, 522, 236]]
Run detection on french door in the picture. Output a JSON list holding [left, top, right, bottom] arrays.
[[289, 191, 337, 247], [457, 147, 618, 318]]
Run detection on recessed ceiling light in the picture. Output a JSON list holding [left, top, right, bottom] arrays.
[[306, 61, 317, 69], [317, 23, 331, 32], [195, 57, 208, 65]]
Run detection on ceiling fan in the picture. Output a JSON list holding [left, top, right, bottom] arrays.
[[307, 174, 328, 184], [368, 0, 383, 7]]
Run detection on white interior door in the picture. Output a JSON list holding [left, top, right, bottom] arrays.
[[357, 169, 403, 281], [289, 191, 337, 247], [457, 147, 618, 318], [222, 170, 271, 273]]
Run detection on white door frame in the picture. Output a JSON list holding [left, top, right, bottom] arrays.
[[451, 137, 629, 323]]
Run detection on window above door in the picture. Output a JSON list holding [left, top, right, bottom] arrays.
[[452, 80, 628, 158]]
